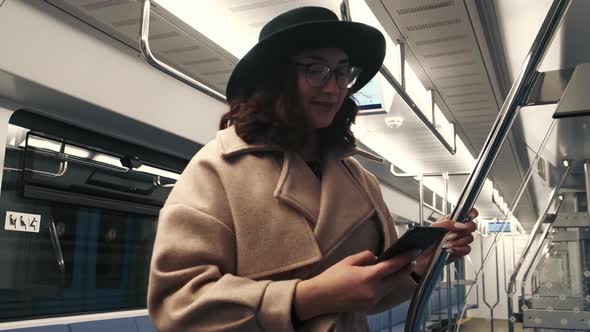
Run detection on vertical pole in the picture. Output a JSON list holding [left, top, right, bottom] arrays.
[[442, 173, 453, 331], [399, 41, 406, 91], [480, 237, 488, 325], [446, 264, 453, 331], [584, 161, 590, 220], [417, 174, 426, 330], [441, 173, 449, 325], [419, 175, 424, 226], [431, 89, 436, 128], [503, 237, 508, 301], [491, 245, 500, 332]]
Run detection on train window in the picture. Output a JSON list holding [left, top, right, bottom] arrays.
[[422, 187, 435, 212], [576, 192, 588, 212], [434, 194, 443, 212], [0, 115, 186, 322]]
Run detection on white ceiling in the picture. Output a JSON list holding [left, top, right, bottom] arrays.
[[494, 0, 590, 79], [156, 0, 343, 58]]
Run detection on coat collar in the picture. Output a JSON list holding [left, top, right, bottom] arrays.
[[217, 126, 383, 162], [218, 126, 387, 256]]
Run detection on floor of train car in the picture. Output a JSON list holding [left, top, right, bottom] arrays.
[[458, 318, 524, 332]]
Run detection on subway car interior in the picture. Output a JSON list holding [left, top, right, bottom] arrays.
[[0, 0, 589, 331]]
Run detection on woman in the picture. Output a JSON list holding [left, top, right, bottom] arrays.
[[148, 6, 477, 332]]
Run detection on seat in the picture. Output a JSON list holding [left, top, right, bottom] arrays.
[[367, 300, 410, 332], [69, 317, 138, 332], [2, 326, 69, 332], [135, 315, 158, 332]]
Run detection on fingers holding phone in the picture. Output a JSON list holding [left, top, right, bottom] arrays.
[[369, 249, 421, 280]]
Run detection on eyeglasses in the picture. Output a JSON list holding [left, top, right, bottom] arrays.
[[294, 63, 362, 89]]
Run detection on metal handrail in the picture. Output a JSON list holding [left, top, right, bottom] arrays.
[[139, 0, 226, 102], [506, 164, 570, 331], [405, 1, 572, 331], [4, 159, 69, 177], [480, 237, 501, 332], [48, 217, 65, 274], [5, 132, 178, 188], [379, 67, 457, 155], [519, 197, 562, 312], [389, 164, 470, 178], [585, 161, 590, 221], [530, 245, 552, 295], [340, 0, 457, 155], [15, 133, 70, 178]]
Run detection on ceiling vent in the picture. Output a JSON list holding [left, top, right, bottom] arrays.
[[112, 18, 141, 27], [423, 48, 473, 59], [451, 98, 490, 106], [441, 82, 483, 89], [162, 45, 201, 55], [184, 58, 221, 66], [406, 18, 461, 32], [430, 61, 476, 71], [82, 0, 131, 11], [229, 0, 302, 13], [446, 91, 487, 98], [436, 72, 480, 80], [414, 34, 467, 47], [397, 1, 455, 16]]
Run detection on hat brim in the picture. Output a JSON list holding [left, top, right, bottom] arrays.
[[226, 20, 385, 101]]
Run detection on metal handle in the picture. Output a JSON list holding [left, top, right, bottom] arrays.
[[585, 160, 590, 220], [379, 67, 457, 155], [153, 175, 175, 188], [139, 0, 226, 102], [518, 197, 562, 312], [530, 247, 551, 296], [389, 164, 470, 178], [480, 238, 501, 332], [405, 1, 572, 331], [48, 217, 65, 274], [6, 132, 70, 177], [506, 167, 570, 296], [339, 1, 457, 155]]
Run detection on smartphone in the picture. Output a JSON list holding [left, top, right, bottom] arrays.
[[375, 226, 448, 263]]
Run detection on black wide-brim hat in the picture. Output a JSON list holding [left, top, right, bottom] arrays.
[[226, 6, 386, 101]]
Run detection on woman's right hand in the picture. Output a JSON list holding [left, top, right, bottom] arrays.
[[294, 250, 419, 321]]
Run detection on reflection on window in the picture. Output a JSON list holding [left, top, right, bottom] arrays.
[[0, 123, 179, 321]]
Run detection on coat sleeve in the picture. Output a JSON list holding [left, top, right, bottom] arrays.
[[363, 170, 418, 314], [147, 145, 300, 332], [368, 205, 418, 314]]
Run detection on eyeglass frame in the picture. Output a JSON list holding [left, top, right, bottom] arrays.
[[293, 62, 362, 89]]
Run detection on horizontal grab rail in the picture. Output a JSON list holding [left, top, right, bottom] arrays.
[[140, 0, 226, 103], [340, 0, 457, 155], [379, 66, 457, 155]]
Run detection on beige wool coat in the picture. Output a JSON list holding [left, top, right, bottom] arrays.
[[148, 126, 417, 332]]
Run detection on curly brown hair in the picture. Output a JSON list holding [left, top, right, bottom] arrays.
[[219, 62, 358, 153]]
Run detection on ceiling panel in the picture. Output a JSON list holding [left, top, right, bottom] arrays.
[[44, 0, 517, 220], [376, 0, 500, 155], [45, 0, 239, 93], [364, 0, 539, 224]]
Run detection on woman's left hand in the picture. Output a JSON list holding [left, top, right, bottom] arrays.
[[413, 208, 478, 276]]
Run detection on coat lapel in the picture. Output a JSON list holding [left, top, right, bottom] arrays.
[[219, 126, 389, 260], [273, 151, 321, 224], [313, 153, 376, 256]]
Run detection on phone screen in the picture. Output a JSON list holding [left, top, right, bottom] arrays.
[[376, 226, 447, 263]]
